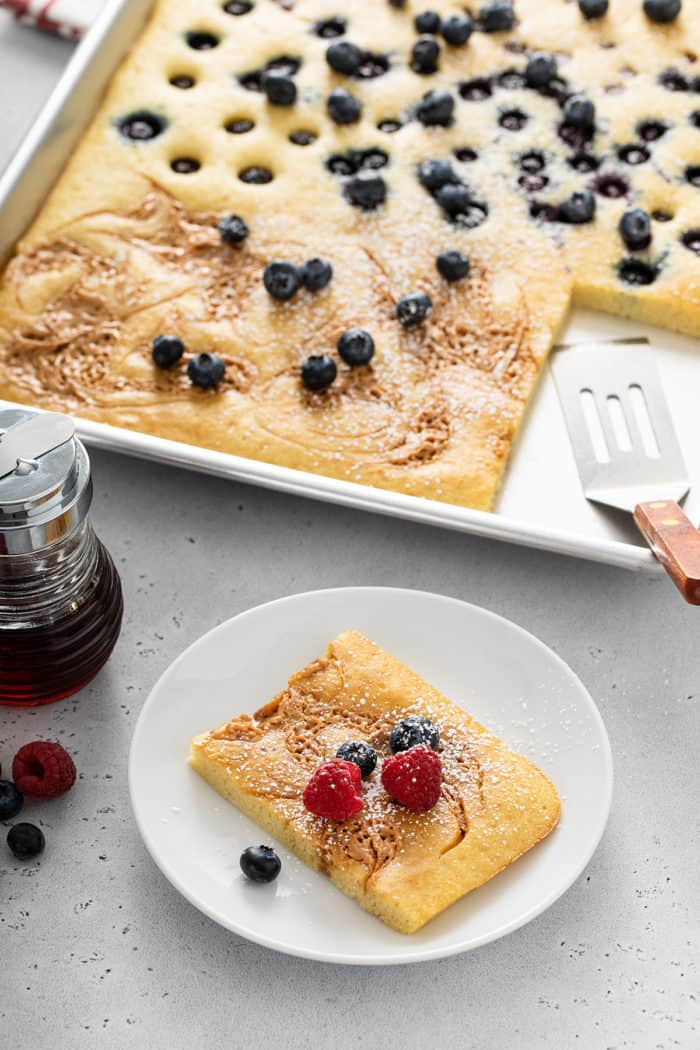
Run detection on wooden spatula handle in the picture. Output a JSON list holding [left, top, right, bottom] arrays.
[[634, 501, 700, 604]]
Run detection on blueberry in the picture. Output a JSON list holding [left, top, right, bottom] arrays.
[[0, 780, 23, 821], [326, 40, 363, 75], [187, 353, 225, 388], [226, 118, 255, 134], [327, 88, 362, 125], [417, 158, 457, 190], [396, 291, 432, 327], [643, 0, 681, 22], [263, 71, 297, 106], [411, 35, 440, 74], [578, 0, 609, 16], [301, 355, 337, 390], [185, 31, 220, 50], [337, 328, 375, 365], [618, 258, 658, 285], [239, 166, 273, 183], [619, 208, 652, 250], [435, 182, 472, 216], [218, 213, 249, 245], [224, 1, 253, 13], [414, 10, 441, 33], [356, 53, 390, 79], [442, 13, 473, 44], [7, 822, 44, 861], [264, 261, 302, 300], [289, 130, 317, 145], [301, 257, 333, 291], [479, 0, 516, 32], [344, 171, 387, 209], [118, 111, 165, 141], [436, 249, 470, 281], [563, 94, 596, 129], [558, 189, 597, 224], [390, 715, 440, 753], [525, 53, 557, 88], [638, 119, 668, 141], [240, 845, 281, 883], [415, 89, 454, 126], [315, 15, 346, 37], [151, 334, 185, 369], [336, 741, 377, 777], [171, 157, 201, 174]]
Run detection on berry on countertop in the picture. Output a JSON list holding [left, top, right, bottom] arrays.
[[7, 822, 45, 861], [479, 0, 516, 32], [264, 260, 302, 300], [414, 10, 441, 33], [619, 208, 652, 250], [643, 0, 681, 22], [525, 52, 557, 88], [263, 70, 297, 106], [327, 88, 362, 125], [240, 844, 282, 882], [12, 741, 76, 799], [218, 213, 249, 245], [442, 13, 473, 45], [151, 334, 185, 369], [563, 94, 596, 130], [338, 328, 376, 366], [381, 744, 442, 813], [326, 40, 363, 75], [415, 88, 454, 126], [335, 740, 377, 778], [344, 170, 387, 209], [396, 291, 433, 327], [436, 249, 471, 281], [411, 35, 441, 75], [301, 354, 337, 390], [187, 353, 225, 389], [390, 714, 440, 753], [417, 158, 456, 190], [558, 189, 597, 224], [578, 0, 609, 17], [301, 257, 333, 291], [302, 759, 364, 819], [0, 780, 23, 821]]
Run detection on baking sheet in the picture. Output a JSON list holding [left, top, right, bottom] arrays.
[[0, 0, 697, 573]]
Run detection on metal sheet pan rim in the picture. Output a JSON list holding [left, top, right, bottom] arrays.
[[0, 0, 662, 575], [0, 398, 659, 573]]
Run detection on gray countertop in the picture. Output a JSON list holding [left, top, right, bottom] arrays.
[[0, 15, 698, 1050]]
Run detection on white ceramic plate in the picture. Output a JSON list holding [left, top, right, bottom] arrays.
[[129, 588, 613, 965]]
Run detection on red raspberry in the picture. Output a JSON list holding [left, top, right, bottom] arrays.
[[302, 759, 364, 820], [381, 744, 442, 813], [12, 741, 76, 799]]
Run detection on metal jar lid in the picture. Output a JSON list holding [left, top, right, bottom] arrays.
[[0, 409, 92, 555]]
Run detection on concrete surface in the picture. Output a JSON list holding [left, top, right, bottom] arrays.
[[0, 15, 698, 1050]]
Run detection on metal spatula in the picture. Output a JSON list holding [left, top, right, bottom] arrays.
[[551, 338, 700, 603]]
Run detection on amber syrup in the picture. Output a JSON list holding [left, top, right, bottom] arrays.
[[0, 532, 123, 707]]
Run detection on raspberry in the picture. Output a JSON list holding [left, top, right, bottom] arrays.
[[302, 759, 364, 820], [381, 744, 442, 813], [12, 741, 76, 799]]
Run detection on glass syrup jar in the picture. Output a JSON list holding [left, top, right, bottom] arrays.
[[0, 408, 123, 707]]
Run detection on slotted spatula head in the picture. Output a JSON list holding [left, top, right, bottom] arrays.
[[551, 339, 689, 514]]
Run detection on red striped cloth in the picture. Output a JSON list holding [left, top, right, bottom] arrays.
[[0, 0, 103, 38]]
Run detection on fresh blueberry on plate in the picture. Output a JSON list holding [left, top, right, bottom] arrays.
[[240, 845, 282, 883]]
